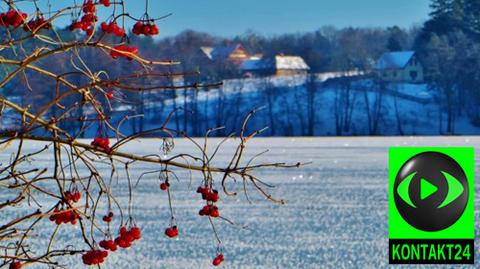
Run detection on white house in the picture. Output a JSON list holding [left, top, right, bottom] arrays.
[[241, 55, 310, 77], [373, 51, 424, 83]]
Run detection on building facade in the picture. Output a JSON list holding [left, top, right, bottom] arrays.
[[373, 51, 424, 83], [241, 55, 310, 77]]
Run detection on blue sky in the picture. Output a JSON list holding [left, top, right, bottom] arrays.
[[30, 0, 431, 37]]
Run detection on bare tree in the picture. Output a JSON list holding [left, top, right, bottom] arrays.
[[0, 1, 300, 268], [333, 78, 356, 135], [306, 74, 318, 136], [362, 80, 385, 135]]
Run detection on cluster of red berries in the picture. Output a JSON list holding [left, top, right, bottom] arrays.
[[199, 204, 220, 218], [49, 208, 81, 225], [212, 254, 225, 267], [8, 262, 22, 269], [91, 137, 111, 153], [197, 186, 220, 202], [82, 0, 96, 13], [110, 45, 138, 60], [132, 21, 159, 36], [99, 239, 117, 252], [102, 212, 114, 222], [197, 187, 220, 218], [82, 249, 108, 266], [69, 0, 97, 35], [165, 226, 179, 238], [23, 16, 51, 32], [100, 21, 125, 37], [64, 190, 81, 203], [114, 226, 141, 248], [99, 0, 111, 7], [0, 9, 27, 28], [160, 181, 170, 191]]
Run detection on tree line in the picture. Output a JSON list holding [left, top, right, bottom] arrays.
[[3, 0, 480, 136]]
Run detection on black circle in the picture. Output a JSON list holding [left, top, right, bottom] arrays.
[[394, 151, 468, 231]]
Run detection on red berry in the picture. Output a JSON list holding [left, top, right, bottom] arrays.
[[114, 27, 125, 37], [165, 226, 178, 238], [110, 45, 138, 60], [86, 28, 94, 36], [72, 191, 81, 202], [115, 237, 131, 248], [122, 233, 134, 243], [82, 249, 107, 265], [9, 261, 22, 269], [64, 191, 73, 202], [101, 21, 109, 32], [133, 22, 142, 35], [99, 240, 109, 249], [212, 254, 224, 266], [210, 207, 220, 218], [82, 1, 96, 13], [142, 24, 151, 35], [196, 186, 207, 194], [109, 243, 118, 252], [106, 90, 114, 100], [130, 226, 141, 240], [199, 205, 210, 216], [151, 24, 159, 35], [100, 0, 111, 7], [207, 191, 220, 202], [160, 182, 169, 191]]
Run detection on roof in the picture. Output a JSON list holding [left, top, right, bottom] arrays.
[[274, 56, 310, 70], [200, 47, 214, 60], [200, 44, 246, 61], [240, 57, 264, 70], [241, 55, 310, 71], [373, 51, 415, 70]]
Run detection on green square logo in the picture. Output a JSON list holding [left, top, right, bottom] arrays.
[[388, 147, 474, 264]]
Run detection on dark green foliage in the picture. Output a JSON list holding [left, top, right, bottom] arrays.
[[414, 0, 480, 132]]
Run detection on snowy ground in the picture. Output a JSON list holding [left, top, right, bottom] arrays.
[[2, 137, 480, 268]]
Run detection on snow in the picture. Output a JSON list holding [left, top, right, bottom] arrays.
[[200, 47, 214, 60], [240, 56, 310, 72], [2, 137, 480, 268], [373, 51, 415, 70], [240, 57, 263, 71], [315, 70, 364, 82], [274, 56, 310, 70], [69, 76, 480, 137], [201, 44, 244, 61]]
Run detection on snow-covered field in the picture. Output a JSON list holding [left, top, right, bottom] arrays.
[[2, 137, 480, 268]]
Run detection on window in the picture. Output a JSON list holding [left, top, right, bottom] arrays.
[[410, 71, 418, 80]]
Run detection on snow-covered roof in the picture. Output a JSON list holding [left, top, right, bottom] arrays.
[[200, 44, 246, 61], [200, 47, 214, 60], [240, 57, 264, 70], [274, 56, 310, 70], [374, 51, 415, 70], [241, 55, 310, 71]]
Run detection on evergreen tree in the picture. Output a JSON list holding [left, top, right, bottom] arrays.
[[426, 0, 465, 34], [464, 0, 480, 34], [386, 26, 406, 51]]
